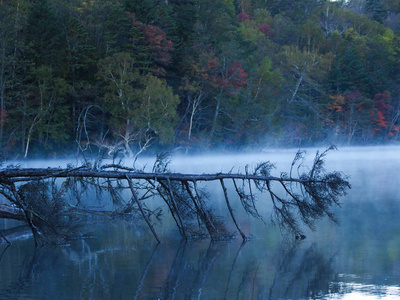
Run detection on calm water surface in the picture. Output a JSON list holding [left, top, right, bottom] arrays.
[[0, 146, 399, 299]]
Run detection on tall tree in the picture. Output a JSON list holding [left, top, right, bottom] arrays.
[[366, 0, 388, 23], [0, 1, 26, 143], [19, 66, 69, 157], [25, 0, 65, 70]]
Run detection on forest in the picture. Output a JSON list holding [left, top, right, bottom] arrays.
[[1, 0, 400, 158]]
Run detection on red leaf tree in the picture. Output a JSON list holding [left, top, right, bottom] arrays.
[[128, 14, 174, 74], [237, 12, 251, 22], [371, 90, 399, 137], [327, 91, 371, 143]]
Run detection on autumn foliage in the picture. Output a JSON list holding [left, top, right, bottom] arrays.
[[128, 13, 174, 73], [1, 0, 400, 157], [371, 91, 399, 136], [200, 57, 247, 91], [142, 24, 173, 64], [237, 12, 251, 22], [327, 90, 399, 141], [258, 24, 272, 37]]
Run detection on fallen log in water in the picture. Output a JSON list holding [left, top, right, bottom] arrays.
[[0, 168, 337, 183], [0, 147, 351, 245]]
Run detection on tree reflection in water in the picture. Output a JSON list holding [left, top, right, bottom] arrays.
[[134, 243, 159, 300], [269, 241, 337, 299], [0, 233, 341, 299], [0, 218, 399, 299]]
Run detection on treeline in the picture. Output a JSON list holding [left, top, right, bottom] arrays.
[[1, 0, 400, 157]]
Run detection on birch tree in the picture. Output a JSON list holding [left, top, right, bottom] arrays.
[[97, 52, 179, 158]]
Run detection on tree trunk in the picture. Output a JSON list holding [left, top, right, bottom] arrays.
[[209, 97, 220, 141], [0, 167, 334, 183]]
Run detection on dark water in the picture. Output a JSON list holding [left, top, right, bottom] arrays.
[[1, 146, 400, 299]]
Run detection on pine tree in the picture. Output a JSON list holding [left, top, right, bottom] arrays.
[[25, 0, 65, 70]]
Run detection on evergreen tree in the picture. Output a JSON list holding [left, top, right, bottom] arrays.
[[25, 0, 65, 70], [331, 47, 369, 93], [103, 3, 132, 55], [366, 0, 388, 23]]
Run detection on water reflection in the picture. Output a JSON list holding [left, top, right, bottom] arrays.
[[0, 217, 400, 299], [1, 146, 400, 299]]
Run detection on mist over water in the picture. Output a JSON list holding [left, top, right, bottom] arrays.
[[0, 145, 400, 299]]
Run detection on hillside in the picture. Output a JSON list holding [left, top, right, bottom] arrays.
[[0, 0, 399, 157]]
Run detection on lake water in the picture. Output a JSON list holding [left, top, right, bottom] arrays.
[[0, 146, 400, 299]]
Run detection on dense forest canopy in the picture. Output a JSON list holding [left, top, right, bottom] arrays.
[[1, 0, 400, 157]]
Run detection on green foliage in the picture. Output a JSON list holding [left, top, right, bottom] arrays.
[[258, 57, 283, 86], [238, 21, 265, 43], [97, 52, 179, 153], [366, 0, 388, 23], [64, 15, 97, 82], [1, 0, 400, 155], [25, 0, 65, 69], [298, 20, 325, 51], [270, 15, 299, 46], [331, 46, 369, 93], [138, 75, 180, 143], [97, 52, 141, 122], [124, 0, 156, 23], [103, 3, 132, 54]]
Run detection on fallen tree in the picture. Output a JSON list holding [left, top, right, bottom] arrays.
[[0, 147, 350, 245]]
